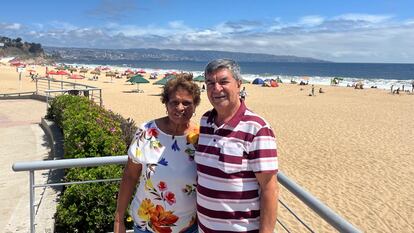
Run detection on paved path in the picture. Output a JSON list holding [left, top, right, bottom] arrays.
[[0, 99, 56, 232]]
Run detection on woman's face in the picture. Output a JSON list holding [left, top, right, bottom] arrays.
[[166, 87, 195, 126]]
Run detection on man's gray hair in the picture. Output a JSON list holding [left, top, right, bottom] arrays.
[[204, 59, 242, 82]]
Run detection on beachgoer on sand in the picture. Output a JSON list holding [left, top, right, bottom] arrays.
[[240, 86, 247, 100], [114, 73, 201, 233], [319, 87, 324, 93], [196, 59, 279, 232]]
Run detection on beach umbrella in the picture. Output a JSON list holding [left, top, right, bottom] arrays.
[[47, 70, 58, 79], [193, 75, 205, 82], [127, 74, 149, 92], [56, 70, 69, 75], [137, 69, 146, 74], [68, 67, 78, 73], [90, 70, 101, 75], [56, 70, 69, 80], [68, 74, 84, 84], [153, 75, 175, 85], [124, 69, 134, 75], [79, 68, 88, 73], [106, 71, 116, 77]]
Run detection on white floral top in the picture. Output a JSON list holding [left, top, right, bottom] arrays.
[[128, 120, 199, 233]]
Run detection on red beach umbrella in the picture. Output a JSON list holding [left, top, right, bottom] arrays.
[[69, 74, 85, 79], [56, 70, 69, 75]]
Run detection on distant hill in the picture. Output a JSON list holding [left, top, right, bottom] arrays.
[[44, 47, 330, 63], [0, 36, 44, 58], [0, 36, 55, 64]]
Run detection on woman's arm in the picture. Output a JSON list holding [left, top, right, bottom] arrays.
[[114, 158, 142, 233]]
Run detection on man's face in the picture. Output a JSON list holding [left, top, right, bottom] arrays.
[[205, 68, 241, 112]]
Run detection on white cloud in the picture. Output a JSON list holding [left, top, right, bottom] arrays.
[[334, 14, 393, 24], [0, 23, 22, 30], [299, 15, 324, 27], [6, 13, 414, 63]]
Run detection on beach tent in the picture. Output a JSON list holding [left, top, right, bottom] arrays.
[[127, 75, 149, 93], [252, 78, 264, 85]]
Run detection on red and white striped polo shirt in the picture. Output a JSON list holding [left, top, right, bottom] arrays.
[[195, 101, 278, 233]]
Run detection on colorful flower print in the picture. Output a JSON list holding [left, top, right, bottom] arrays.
[[150, 140, 162, 151], [149, 205, 178, 233], [184, 148, 195, 161], [158, 158, 168, 166], [138, 199, 179, 233], [135, 148, 143, 158], [186, 125, 199, 145], [164, 191, 176, 205], [171, 140, 180, 151], [144, 121, 153, 129], [138, 198, 155, 221], [182, 184, 196, 196], [147, 128, 159, 138], [145, 179, 154, 191], [158, 181, 167, 191]]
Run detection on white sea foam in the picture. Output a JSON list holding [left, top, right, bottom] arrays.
[[64, 62, 414, 91]]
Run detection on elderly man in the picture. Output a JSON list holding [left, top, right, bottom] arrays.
[[195, 59, 279, 233]]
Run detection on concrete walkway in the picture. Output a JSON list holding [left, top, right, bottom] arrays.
[[0, 99, 57, 232]]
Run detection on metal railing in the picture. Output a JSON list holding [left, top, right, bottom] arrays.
[[34, 77, 103, 107], [13, 156, 361, 233]]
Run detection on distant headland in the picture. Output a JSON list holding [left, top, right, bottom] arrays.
[[44, 47, 330, 63], [1, 35, 330, 63]]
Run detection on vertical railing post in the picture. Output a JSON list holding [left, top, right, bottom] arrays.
[[29, 170, 35, 233], [35, 78, 38, 95], [46, 92, 49, 112], [99, 89, 103, 107]]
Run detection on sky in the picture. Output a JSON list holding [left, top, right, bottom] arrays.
[[1, 0, 414, 63]]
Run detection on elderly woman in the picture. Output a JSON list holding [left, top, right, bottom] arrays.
[[114, 73, 200, 233]]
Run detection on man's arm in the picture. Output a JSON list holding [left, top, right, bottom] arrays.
[[255, 172, 279, 233]]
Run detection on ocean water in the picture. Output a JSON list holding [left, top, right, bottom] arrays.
[[65, 60, 414, 90]]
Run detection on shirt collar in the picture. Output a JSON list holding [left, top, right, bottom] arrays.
[[207, 100, 246, 128]]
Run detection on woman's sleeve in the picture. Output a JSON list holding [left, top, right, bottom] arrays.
[[128, 127, 145, 164]]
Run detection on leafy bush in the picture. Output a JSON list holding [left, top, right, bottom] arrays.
[[47, 95, 136, 232]]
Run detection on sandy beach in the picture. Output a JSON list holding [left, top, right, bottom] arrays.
[[1, 64, 413, 232]]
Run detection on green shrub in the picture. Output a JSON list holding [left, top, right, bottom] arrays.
[[47, 95, 136, 232]]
